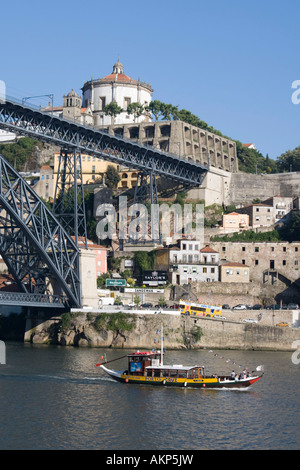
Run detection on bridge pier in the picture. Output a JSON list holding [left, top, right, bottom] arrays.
[[79, 248, 98, 308]]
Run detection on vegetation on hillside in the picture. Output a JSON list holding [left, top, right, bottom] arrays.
[[0, 137, 42, 171]]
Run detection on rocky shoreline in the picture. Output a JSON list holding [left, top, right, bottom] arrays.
[[23, 310, 300, 352]]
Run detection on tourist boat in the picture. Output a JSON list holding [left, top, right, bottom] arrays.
[[97, 326, 264, 389]]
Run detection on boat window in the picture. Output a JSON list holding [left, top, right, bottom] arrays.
[[178, 370, 187, 378], [169, 370, 177, 378], [147, 369, 152, 377], [153, 369, 160, 378], [162, 370, 169, 377]]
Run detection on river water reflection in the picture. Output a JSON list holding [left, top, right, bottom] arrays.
[[0, 342, 299, 450]]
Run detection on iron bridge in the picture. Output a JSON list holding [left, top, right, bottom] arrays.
[[0, 98, 208, 309]]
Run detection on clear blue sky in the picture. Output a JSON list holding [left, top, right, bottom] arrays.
[[1, 0, 300, 160]]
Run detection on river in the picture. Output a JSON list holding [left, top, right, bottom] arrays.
[[0, 342, 299, 451]]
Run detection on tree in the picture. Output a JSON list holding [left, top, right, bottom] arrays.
[[103, 101, 123, 124], [277, 146, 300, 172], [127, 102, 144, 122], [134, 294, 141, 306], [105, 164, 120, 189], [145, 100, 165, 121]]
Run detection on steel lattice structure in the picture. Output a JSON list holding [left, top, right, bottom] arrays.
[[0, 98, 208, 185], [0, 154, 81, 307], [0, 98, 209, 308]]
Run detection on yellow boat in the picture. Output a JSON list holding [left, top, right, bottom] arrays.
[[97, 326, 263, 390]]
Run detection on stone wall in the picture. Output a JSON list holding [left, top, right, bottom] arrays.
[[228, 172, 300, 207], [25, 311, 300, 351]]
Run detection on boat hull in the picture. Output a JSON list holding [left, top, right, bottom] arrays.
[[100, 366, 262, 389]]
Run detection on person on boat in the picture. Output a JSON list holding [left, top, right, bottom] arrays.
[[230, 370, 235, 379]]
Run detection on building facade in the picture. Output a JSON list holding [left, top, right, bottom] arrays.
[[155, 241, 219, 285], [220, 262, 250, 283], [103, 119, 238, 173], [81, 60, 153, 126], [219, 211, 249, 234], [211, 241, 300, 284]]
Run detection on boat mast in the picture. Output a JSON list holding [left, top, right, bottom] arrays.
[[161, 323, 164, 366]]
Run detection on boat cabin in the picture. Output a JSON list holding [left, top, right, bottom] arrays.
[[127, 351, 205, 379], [127, 351, 161, 376]]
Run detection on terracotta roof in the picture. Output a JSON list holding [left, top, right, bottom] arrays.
[[99, 73, 137, 85], [222, 262, 249, 267], [200, 246, 218, 253]]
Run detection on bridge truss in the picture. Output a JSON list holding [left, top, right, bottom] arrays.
[[0, 98, 208, 307], [0, 154, 81, 307]]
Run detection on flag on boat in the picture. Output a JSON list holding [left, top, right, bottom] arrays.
[[256, 365, 264, 372]]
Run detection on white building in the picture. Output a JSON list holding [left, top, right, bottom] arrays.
[[0, 129, 16, 142], [169, 241, 219, 285], [81, 60, 153, 126]]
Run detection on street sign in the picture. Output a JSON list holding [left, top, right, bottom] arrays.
[[106, 279, 126, 287], [124, 288, 164, 293]]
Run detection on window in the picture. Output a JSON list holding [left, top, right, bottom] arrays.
[[283, 260, 286, 266], [244, 270, 248, 276], [236, 270, 240, 275], [99, 97, 106, 110], [124, 97, 131, 111], [283, 247, 287, 252], [195, 244, 199, 250], [255, 247, 259, 252], [188, 255, 193, 263], [242, 247, 246, 251], [182, 244, 186, 250], [255, 260, 259, 265], [203, 268, 207, 273], [295, 247, 298, 252]]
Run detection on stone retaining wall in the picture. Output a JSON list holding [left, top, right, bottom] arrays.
[[25, 311, 300, 351]]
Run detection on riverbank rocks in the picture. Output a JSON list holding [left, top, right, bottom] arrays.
[[23, 311, 300, 351]]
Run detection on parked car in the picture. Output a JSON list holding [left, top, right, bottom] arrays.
[[276, 322, 289, 327], [233, 304, 247, 310], [242, 318, 258, 323], [252, 304, 262, 310], [265, 304, 281, 310], [141, 303, 153, 308], [216, 316, 226, 320], [222, 304, 230, 309], [287, 303, 299, 310]]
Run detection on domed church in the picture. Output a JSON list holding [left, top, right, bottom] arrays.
[[81, 60, 153, 127]]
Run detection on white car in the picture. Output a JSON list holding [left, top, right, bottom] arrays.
[[242, 318, 258, 323], [233, 304, 247, 310]]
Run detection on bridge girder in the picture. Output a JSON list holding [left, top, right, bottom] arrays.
[[0, 99, 208, 186], [0, 154, 81, 307]]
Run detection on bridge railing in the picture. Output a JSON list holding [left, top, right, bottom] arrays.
[[0, 291, 65, 307]]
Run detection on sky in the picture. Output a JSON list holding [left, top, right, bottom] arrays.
[[1, 0, 300, 160]]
